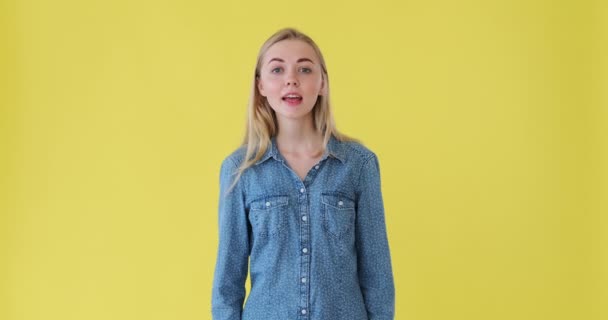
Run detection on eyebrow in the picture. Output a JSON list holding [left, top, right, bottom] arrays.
[[267, 58, 315, 64]]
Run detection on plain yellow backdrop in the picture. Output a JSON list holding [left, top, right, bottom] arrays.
[[1, 0, 606, 319]]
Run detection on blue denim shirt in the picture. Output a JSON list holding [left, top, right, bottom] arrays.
[[212, 135, 395, 320]]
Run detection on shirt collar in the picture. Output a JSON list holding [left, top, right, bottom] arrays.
[[255, 134, 346, 165]]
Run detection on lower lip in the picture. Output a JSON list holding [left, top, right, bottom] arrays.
[[283, 98, 302, 106]]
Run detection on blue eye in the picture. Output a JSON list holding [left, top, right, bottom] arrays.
[[300, 67, 312, 73], [271, 67, 282, 73]]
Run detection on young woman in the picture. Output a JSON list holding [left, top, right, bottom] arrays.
[[211, 27, 395, 320]]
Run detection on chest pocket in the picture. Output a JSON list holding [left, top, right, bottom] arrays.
[[249, 195, 289, 238], [322, 193, 355, 239]]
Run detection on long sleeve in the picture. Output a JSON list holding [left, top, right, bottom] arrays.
[[355, 154, 395, 320], [211, 158, 250, 320]]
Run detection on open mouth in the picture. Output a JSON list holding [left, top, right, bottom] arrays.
[[282, 94, 303, 102]]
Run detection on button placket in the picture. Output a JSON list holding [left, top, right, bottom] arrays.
[[297, 184, 310, 319]]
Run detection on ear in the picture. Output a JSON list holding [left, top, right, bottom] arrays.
[[319, 77, 327, 96], [257, 78, 266, 97]]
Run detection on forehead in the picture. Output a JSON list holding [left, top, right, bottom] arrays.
[[262, 39, 319, 64]]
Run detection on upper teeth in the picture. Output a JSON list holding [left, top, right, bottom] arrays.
[[285, 95, 300, 98]]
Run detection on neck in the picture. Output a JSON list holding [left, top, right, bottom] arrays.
[[275, 116, 323, 154]]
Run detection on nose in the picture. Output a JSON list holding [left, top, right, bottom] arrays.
[[285, 70, 299, 87]]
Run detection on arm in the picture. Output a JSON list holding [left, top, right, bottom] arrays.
[[355, 154, 395, 320], [211, 158, 249, 320]]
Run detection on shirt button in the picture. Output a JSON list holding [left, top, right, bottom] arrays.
[[299, 188, 305, 193], [302, 215, 307, 222], [301, 309, 307, 315], [302, 248, 308, 253], [338, 200, 343, 206], [301, 277, 307, 283], [315, 165, 319, 170], [265, 201, 271, 207]]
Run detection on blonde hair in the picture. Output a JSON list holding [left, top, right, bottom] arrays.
[[229, 27, 356, 192]]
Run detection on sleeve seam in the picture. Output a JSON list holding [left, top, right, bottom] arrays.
[[222, 156, 244, 199], [226, 156, 239, 171], [355, 153, 377, 195]]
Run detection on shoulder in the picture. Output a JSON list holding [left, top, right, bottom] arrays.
[[334, 138, 377, 165], [220, 145, 247, 170], [218, 146, 248, 191], [220, 146, 247, 177], [335, 139, 384, 195]]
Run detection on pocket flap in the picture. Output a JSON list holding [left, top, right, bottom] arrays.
[[250, 195, 289, 210], [321, 193, 355, 209]]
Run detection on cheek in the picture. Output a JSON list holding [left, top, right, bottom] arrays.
[[303, 83, 322, 96], [305, 77, 323, 90], [261, 77, 281, 89]]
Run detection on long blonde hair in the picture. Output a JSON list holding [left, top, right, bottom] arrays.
[[229, 27, 356, 191]]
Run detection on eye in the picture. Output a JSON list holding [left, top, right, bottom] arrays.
[[271, 67, 282, 73], [299, 67, 312, 73]]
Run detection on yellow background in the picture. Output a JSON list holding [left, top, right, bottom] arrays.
[[1, 0, 606, 319]]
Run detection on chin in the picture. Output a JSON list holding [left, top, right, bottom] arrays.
[[276, 109, 314, 121], [279, 113, 311, 120]]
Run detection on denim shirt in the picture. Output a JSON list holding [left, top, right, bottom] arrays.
[[212, 135, 395, 320]]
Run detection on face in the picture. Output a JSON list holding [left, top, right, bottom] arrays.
[[257, 39, 327, 123]]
